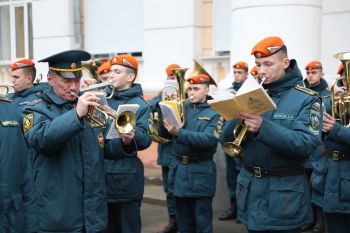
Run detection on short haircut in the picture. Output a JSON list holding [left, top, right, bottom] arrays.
[[22, 66, 37, 83]]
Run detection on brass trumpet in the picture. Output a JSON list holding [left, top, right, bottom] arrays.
[[332, 52, 350, 127], [87, 104, 136, 134], [79, 81, 115, 98], [82, 82, 136, 133], [223, 77, 266, 158]]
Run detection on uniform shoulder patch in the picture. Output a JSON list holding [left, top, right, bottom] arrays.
[[294, 85, 317, 96], [23, 113, 34, 133], [19, 99, 42, 106], [0, 96, 12, 102], [213, 116, 224, 139]]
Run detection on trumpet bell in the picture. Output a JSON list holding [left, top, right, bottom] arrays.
[[115, 110, 136, 134], [223, 141, 244, 158]]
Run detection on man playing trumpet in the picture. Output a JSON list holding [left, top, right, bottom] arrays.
[[22, 50, 107, 232]]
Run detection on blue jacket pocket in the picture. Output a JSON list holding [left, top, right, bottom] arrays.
[[311, 160, 327, 195], [268, 176, 304, 219], [188, 163, 216, 196], [236, 174, 250, 212], [105, 161, 140, 198], [340, 165, 350, 201]]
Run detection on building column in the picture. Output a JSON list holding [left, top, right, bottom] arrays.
[[230, 0, 322, 75]]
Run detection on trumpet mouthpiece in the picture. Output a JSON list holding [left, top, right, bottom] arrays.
[[69, 91, 76, 97]]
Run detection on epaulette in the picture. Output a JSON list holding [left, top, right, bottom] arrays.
[[294, 85, 318, 96], [139, 95, 151, 107], [0, 96, 12, 102], [20, 99, 42, 106]]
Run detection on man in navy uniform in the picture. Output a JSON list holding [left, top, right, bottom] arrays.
[[8, 59, 49, 110], [229, 61, 249, 94], [103, 54, 153, 233], [151, 63, 181, 233], [22, 50, 107, 233], [0, 96, 37, 232], [229, 36, 321, 232], [166, 73, 222, 233], [311, 63, 350, 233], [302, 60, 329, 233], [219, 61, 248, 222]]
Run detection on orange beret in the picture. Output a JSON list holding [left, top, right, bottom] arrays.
[[251, 36, 285, 58], [187, 74, 209, 84], [338, 64, 344, 75], [110, 54, 138, 71], [233, 61, 248, 70], [97, 62, 111, 75], [9, 59, 35, 71], [250, 66, 258, 76], [305, 60, 322, 70], [166, 64, 180, 76]]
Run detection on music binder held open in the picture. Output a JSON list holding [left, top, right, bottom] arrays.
[[159, 101, 181, 128], [208, 76, 276, 120]]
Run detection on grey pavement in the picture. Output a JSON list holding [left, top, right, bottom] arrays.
[[142, 145, 247, 233]]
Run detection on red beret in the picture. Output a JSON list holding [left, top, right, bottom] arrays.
[[9, 59, 35, 71], [97, 62, 111, 75], [166, 64, 180, 76], [110, 54, 138, 71], [187, 74, 209, 84], [305, 60, 322, 70], [338, 64, 344, 75], [251, 36, 285, 58], [233, 61, 248, 70], [250, 66, 258, 76]]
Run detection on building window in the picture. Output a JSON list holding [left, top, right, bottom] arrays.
[[0, 0, 33, 62]]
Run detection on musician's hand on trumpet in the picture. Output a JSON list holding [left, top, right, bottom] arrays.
[[76, 92, 101, 118], [322, 112, 336, 133], [80, 78, 97, 89], [120, 130, 135, 146], [237, 112, 262, 133]]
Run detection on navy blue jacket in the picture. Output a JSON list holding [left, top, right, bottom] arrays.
[[23, 87, 107, 233], [304, 78, 330, 98], [168, 101, 221, 198], [7, 82, 49, 111], [311, 95, 350, 213], [104, 84, 153, 203], [0, 99, 37, 232], [235, 60, 321, 230]]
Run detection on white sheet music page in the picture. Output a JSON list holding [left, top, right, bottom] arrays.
[[106, 104, 140, 139]]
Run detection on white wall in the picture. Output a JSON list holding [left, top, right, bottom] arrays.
[[32, 0, 75, 76], [142, 0, 204, 92], [321, 0, 350, 81], [230, 0, 322, 78], [84, 0, 143, 54]]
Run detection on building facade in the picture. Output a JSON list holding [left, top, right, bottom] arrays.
[[0, 0, 349, 92]]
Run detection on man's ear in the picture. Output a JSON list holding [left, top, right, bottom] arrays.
[[283, 58, 290, 70], [128, 73, 136, 83]]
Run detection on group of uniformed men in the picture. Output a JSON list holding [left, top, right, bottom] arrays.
[[0, 35, 349, 233]]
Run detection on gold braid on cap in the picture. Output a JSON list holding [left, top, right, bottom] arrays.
[[49, 67, 83, 72]]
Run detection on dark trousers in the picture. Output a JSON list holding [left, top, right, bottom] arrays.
[[175, 197, 213, 233], [225, 154, 238, 202], [104, 201, 141, 233], [247, 228, 301, 233], [325, 212, 350, 233], [162, 166, 176, 217]]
